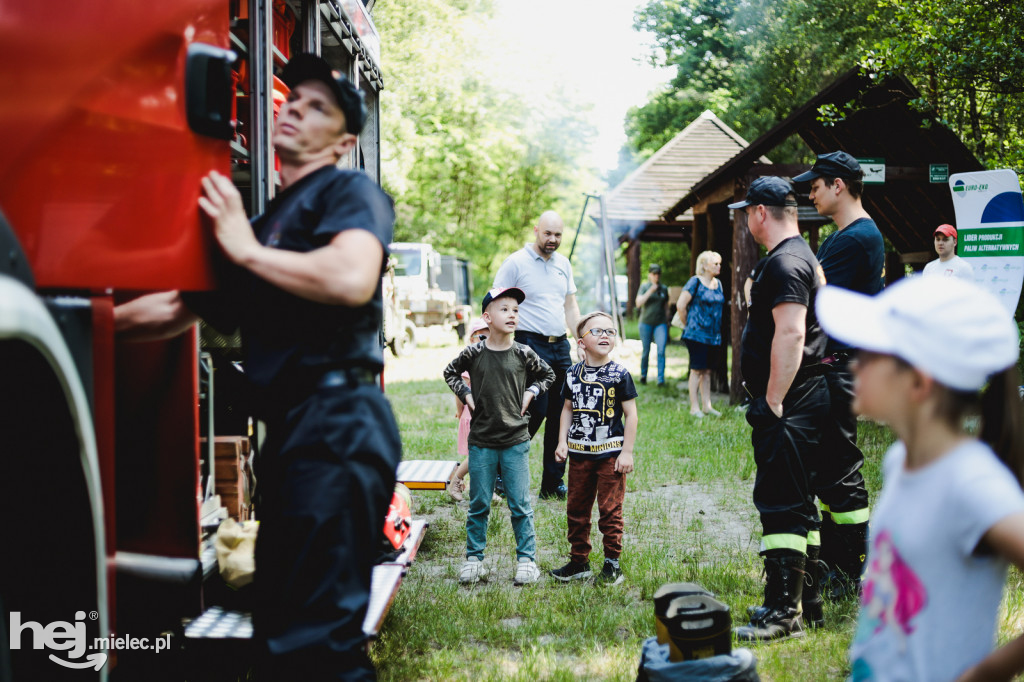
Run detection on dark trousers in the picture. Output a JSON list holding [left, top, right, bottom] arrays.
[[813, 361, 869, 515], [746, 377, 830, 549], [567, 457, 626, 562], [515, 332, 572, 492], [254, 383, 401, 681]]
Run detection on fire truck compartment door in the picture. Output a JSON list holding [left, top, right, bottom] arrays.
[[186, 43, 236, 141]]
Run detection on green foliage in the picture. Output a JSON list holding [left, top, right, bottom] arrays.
[[623, 0, 1024, 175], [375, 0, 600, 295], [867, 0, 1024, 170]]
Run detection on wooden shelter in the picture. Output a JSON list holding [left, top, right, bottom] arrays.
[[668, 69, 984, 402], [595, 110, 768, 314]]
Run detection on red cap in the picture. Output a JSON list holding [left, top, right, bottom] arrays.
[[934, 224, 957, 239]]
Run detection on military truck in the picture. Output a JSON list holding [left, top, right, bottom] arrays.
[[389, 243, 473, 340]]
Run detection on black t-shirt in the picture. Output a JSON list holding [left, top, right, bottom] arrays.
[[740, 236, 827, 396], [816, 217, 885, 352], [560, 360, 638, 461], [186, 166, 395, 389]]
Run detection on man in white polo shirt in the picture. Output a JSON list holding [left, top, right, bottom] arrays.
[[494, 210, 581, 499]]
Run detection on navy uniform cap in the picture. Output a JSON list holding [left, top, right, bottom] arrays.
[[792, 151, 863, 182], [727, 176, 798, 209], [280, 53, 367, 135]]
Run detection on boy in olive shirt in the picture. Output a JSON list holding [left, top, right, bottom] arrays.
[[443, 287, 555, 585]]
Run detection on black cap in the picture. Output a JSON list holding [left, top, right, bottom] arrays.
[[727, 176, 798, 209], [481, 287, 526, 314], [280, 53, 367, 135], [792, 151, 863, 183], [649, 263, 662, 274]]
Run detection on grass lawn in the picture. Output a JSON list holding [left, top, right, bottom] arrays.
[[371, 335, 1024, 681]]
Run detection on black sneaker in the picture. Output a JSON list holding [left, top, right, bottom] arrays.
[[550, 560, 592, 582], [596, 559, 624, 586], [640, 377, 647, 385]]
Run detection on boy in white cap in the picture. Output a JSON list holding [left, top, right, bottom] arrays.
[[443, 288, 555, 585], [816, 276, 1024, 681], [923, 223, 975, 281]]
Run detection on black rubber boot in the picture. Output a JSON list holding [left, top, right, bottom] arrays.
[[735, 551, 806, 642], [823, 522, 868, 600], [802, 545, 825, 628]]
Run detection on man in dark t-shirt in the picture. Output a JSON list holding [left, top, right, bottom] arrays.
[[115, 54, 400, 680], [794, 151, 881, 600], [730, 177, 830, 642]]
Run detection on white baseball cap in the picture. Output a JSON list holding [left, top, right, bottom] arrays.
[[815, 276, 1019, 391]]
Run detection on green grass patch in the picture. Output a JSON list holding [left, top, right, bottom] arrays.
[[372, 344, 1024, 680]]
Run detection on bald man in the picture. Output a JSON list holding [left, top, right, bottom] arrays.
[[494, 211, 581, 499]]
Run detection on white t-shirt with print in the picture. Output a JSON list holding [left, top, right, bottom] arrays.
[[849, 440, 1024, 681], [922, 255, 974, 281]]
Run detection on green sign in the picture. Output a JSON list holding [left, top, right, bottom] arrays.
[[959, 227, 1024, 257], [930, 164, 949, 183], [856, 157, 885, 185]]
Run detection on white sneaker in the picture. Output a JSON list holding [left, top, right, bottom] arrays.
[[459, 557, 488, 584], [513, 558, 541, 585]]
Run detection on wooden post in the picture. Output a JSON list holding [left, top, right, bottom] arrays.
[[708, 203, 732, 394], [627, 240, 642, 318], [690, 212, 708, 277], [885, 251, 904, 286], [731, 179, 757, 404]]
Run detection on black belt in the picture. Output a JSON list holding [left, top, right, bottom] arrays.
[[317, 367, 380, 390], [793, 363, 833, 384], [516, 330, 567, 344], [743, 362, 831, 400]]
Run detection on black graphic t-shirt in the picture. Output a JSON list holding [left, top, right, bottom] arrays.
[[560, 360, 638, 460]]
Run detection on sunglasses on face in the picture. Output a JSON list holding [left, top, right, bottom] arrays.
[[582, 328, 617, 339]]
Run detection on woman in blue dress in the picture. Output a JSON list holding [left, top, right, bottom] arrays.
[[676, 251, 725, 417]]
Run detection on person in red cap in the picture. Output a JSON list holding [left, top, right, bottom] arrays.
[[923, 224, 975, 281], [115, 53, 399, 680]]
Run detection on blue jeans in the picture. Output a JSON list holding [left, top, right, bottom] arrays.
[[466, 441, 536, 560], [639, 322, 668, 384]]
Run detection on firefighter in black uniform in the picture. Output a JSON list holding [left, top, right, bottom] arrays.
[[729, 177, 829, 642], [794, 152, 881, 600], [115, 53, 400, 680]]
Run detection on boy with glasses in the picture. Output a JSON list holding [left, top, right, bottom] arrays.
[[551, 312, 638, 585]]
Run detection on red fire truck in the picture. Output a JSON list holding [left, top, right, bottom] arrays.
[[0, 1, 384, 679]]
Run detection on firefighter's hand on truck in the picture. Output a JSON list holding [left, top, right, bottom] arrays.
[[199, 170, 260, 264]]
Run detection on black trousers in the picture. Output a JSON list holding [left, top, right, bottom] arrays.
[[253, 382, 401, 681], [515, 332, 572, 492], [813, 360, 869, 516], [747, 377, 830, 548]]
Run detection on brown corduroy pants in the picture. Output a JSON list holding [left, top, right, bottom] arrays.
[[566, 456, 626, 562]]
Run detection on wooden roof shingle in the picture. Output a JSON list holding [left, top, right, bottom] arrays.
[[598, 110, 769, 226]]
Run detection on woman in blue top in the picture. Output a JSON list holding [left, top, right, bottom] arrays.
[[676, 251, 725, 417]]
